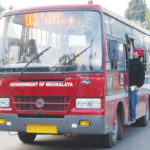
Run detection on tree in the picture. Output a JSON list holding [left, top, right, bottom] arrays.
[[125, 0, 147, 22], [144, 8, 150, 30], [0, 4, 5, 15], [145, 9, 150, 25]]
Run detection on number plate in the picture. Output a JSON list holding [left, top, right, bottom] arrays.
[[26, 124, 57, 134]]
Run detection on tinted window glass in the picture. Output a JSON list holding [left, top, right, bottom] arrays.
[[117, 43, 126, 70], [104, 15, 111, 35], [0, 11, 103, 73], [110, 18, 125, 40]]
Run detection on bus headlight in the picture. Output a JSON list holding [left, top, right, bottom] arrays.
[[0, 98, 10, 108], [76, 98, 101, 109]]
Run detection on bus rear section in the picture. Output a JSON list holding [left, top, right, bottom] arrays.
[[0, 5, 113, 146]]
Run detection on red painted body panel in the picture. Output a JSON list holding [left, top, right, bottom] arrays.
[[0, 4, 149, 135], [0, 4, 107, 119], [0, 74, 105, 116]]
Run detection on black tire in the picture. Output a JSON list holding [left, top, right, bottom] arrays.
[[149, 102, 150, 120], [104, 132, 116, 148], [138, 104, 149, 126], [104, 112, 122, 147], [18, 132, 36, 144], [117, 112, 123, 140]]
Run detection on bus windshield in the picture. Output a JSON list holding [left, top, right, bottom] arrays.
[[0, 10, 103, 74]]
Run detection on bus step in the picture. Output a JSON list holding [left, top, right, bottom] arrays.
[[127, 120, 136, 125]]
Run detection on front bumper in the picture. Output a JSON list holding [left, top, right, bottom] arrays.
[[0, 114, 113, 135]]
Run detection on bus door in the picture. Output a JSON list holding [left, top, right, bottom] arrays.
[[126, 35, 135, 121]]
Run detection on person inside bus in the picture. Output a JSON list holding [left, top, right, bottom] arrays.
[[129, 48, 145, 121], [21, 39, 39, 63]]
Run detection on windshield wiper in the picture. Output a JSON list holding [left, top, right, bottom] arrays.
[[61, 40, 93, 74], [20, 46, 51, 76]]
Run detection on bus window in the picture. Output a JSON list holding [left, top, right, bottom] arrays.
[[108, 40, 118, 70], [106, 40, 111, 70], [0, 18, 5, 56], [134, 30, 144, 48], [7, 45, 21, 64], [124, 25, 133, 36], [144, 35, 150, 50], [117, 43, 126, 70], [110, 18, 125, 40], [0, 11, 103, 73], [104, 15, 111, 35], [7, 23, 22, 39], [145, 51, 150, 71]]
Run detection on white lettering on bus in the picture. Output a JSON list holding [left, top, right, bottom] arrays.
[[10, 82, 38, 87], [46, 82, 73, 87], [10, 82, 73, 87]]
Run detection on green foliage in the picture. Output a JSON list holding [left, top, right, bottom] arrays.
[[145, 9, 150, 25], [125, 0, 147, 22]]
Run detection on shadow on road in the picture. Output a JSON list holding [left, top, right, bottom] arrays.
[[25, 122, 150, 150], [33, 135, 106, 149]]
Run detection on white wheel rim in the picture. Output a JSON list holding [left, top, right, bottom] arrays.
[[146, 105, 149, 121], [112, 115, 118, 140]]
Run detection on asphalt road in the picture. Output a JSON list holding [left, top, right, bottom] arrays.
[[0, 121, 150, 150]]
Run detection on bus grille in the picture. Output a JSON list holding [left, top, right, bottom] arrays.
[[13, 96, 70, 113]]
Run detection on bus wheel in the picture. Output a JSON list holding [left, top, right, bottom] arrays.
[[104, 113, 119, 147], [18, 132, 36, 143], [149, 102, 150, 120], [138, 104, 149, 126], [117, 112, 123, 140]]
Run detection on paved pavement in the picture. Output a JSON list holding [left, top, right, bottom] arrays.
[[0, 121, 150, 150]]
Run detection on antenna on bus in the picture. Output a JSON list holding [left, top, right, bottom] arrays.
[[88, 0, 93, 4]]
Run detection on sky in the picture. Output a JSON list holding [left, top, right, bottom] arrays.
[[1, 0, 150, 17]]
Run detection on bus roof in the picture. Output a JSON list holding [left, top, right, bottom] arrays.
[[103, 7, 150, 36], [1, 4, 150, 36], [1, 4, 102, 16]]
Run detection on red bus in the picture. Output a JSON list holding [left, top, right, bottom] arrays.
[[0, 1, 150, 147]]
